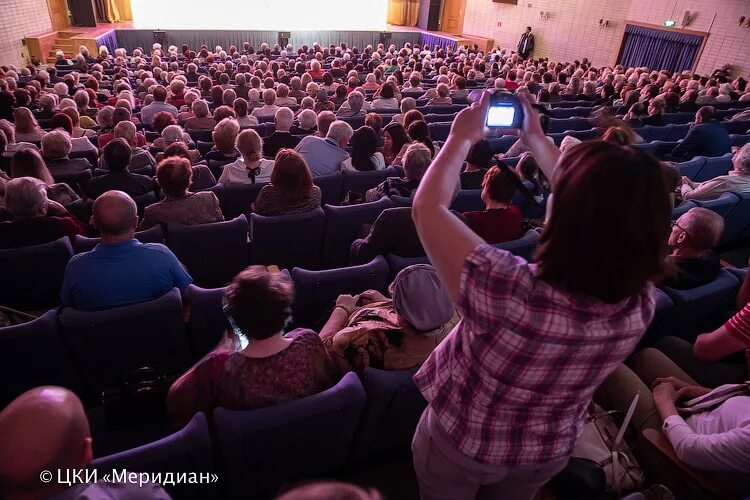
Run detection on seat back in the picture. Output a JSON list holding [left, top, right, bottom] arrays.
[[693, 154, 733, 182], [450, 189, 484, 213], [721, 191, 750, 243], [671, 201, 697, 219], [486, 135, 518, 154], [692, 192, 740, 219], [58, 288, 191, 394], [663, 112, 695, 124], [250, 207, 326, 269], [0, 310, 84, 407], [213, 372, 366, 498], [654, 270, 740, 342], [73, 226, 164, 254], [212, 182, 266, 219], [0, 237, 74, 309], [666, 123, 691, 141], [186, 285, 228, 359], [341, 167, 401, 198], [427, 122, 451, 141], [291, 256, 389, 327], [313, 171, 344, 206], [676, 157, 705, 180], [492, 229, 541, 262], [352, 367, 427, 460], [166, 215, 249, 288], [321, 197, 393, 268], [385, 254, 430, 282], [90, 413, 217, 500], [729, 134, 750, 148], [640, 124, 674, 142]]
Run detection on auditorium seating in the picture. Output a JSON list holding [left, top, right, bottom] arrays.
[[73, 225, 164, 253], [321, 197, 393, 268], [213, 372, 366, 498], [250, 207, 326, 270]]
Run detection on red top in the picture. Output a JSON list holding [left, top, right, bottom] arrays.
[[722, 301, 750, 376], [463, 206, 523, 244], [0, 214, 85, 249], [504, 80, 519, 91]]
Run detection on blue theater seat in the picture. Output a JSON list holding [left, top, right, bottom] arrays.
[[213, 372, 366, 498], [0, 310, 84, 408], [208, 182, 266, 219], [186, 284, 228, 359], [450, 189, 484, 213], [313, 171, 344, 206], [166, 215, 249, 288], [73, 226, 164, 254], [0, 236, 74, 309], [91, 413, 217, 500], [692, 153, 733, 182], [250, 207, 326, 269], [291, 256, 389, 327], [58, 288, 191, 395], [321, 196, 393, 268]]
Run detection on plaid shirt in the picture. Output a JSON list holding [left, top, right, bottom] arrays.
[[414, 245, 655, 466]]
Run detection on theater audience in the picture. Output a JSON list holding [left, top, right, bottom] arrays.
[[515, 152, 550, 203], [366, 142, 431, 201], [341, 126, 385, 172], [427, 83, 452, 106], [140, 158, 224, 230], [409, 92, 671, 499], [109, 120, 156, 172], [336, 91, 366, 118], [290, 109, 317, 136], [391, 97, 416, 126], [167, 266, 334, 428], [219, 129, 275, 184], [253, 149, 321, 216], [460, 139, 492, 190], [9, 148, 79, 206], [661, 207, 723, 290], [295, 120, 352, 176], [184, 100, 216, 131], [681, 143, 750, 200], [61, 190, 192, 310], [462, 166, 523, 244], [86, 139, 155, 199], [50, 112, 97, 154], [670, 106, 731, 161], [0, 119, 37, 156], [372, 83, 399, 112], [0, 177, 84, 249], [251, 88, 280, 118], [233, 98, 259, 128], [320, 265, 457, 373], [263, 107, 300, 158], [205, 118, 240, 164], [0, 387, 170, 500]]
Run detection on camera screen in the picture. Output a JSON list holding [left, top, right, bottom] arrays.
[[486, 104, 516, 127]]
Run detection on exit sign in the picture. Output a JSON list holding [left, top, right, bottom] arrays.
[[664, 19, 676, 27]]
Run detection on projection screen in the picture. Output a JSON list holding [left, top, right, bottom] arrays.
[[130, 0, 389, 31]]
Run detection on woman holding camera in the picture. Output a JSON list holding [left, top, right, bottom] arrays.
[[410, 91, 672, 499]]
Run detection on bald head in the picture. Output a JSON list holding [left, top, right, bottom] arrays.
[[92, 190, 138, 238], [0, 387, 91, 498]]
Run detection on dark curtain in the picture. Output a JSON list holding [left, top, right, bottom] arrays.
[[96, 30, 118, 56], [619, 25, 702, 74]]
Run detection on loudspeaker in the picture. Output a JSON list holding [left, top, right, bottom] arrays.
[[69, 0, 97, 27], [278, 32, 290, 47], [153, 31, 167, 47], [379, 32, 392, 45]]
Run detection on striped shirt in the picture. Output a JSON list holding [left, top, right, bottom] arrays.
[[723, 301, 750, 376], [414, 245, 655, 466]]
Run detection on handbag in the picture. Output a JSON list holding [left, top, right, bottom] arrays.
[[103, 367, 177, 426], [571, 395, 645, 497]]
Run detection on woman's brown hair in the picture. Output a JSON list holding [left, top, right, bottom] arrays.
[[271, 149, 313, 203], [156, 157, 192, 198], [535, 141, 671, 303]]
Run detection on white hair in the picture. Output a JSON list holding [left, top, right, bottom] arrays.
[[41, 130, 72, 159], [274, 107, 294, 131], [162, 124, 184, 145], [298, 109, 317, 130], [5, 177, 48, 218], [326, 120, 354, 144]]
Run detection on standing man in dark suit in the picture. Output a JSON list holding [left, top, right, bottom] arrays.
[[517, 27, 535, 60], [669, 106, 731, 162]]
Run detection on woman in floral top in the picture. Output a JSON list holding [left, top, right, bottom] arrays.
[[167, 266, 335, 427]]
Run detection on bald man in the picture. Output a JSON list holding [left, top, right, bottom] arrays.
[[0, 386, 169, 499], [60, 191, 192, 310]]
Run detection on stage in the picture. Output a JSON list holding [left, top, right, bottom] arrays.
[[25, 22, 494, 65]]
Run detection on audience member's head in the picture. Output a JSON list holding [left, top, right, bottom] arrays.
[[236, 129, 263, 163], [668, 207, 724, 256], [103, 138, 133, 173], [481, 165, 519, 206], [317, 111, 336, 137], [212, 118, 240, 154], [4, 177, 49, 219], [156, 157, 193, 198], [466, 139, 493, 169], [274, 107, 294, 132], [40, 130, 72, 160], [388, 264, 454, 334], [0, 387, 93, 500], [695, 106, 716, 124], [223, 266, 294, 341], [92, 190, 138, 239], [402, 142, 432, 182], [732, 143, 750, 176], [271, 149, 313, 202], [9, 148, 54, 185]]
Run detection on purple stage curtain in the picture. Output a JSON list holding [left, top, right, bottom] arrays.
[[619, 24, 702, 74], [419, 32, 456, 51], [96, 30, 118, 56]]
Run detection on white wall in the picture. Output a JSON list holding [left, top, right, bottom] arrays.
[[463, 0, 750, 77], [0, 0, 52, 67], [627, 0, 750, 77]]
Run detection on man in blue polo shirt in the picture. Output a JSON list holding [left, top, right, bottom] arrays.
[[60, 190, 192, 311], [294, 120, 353, 176]]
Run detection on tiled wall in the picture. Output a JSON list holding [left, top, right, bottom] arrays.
[[463, 0, 750, 77], [0, 0, 52, 67]]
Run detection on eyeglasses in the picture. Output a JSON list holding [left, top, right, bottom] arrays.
[[671, 220, 691, 239]]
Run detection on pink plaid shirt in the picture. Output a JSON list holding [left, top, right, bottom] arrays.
[[414, 244, 655, 466]]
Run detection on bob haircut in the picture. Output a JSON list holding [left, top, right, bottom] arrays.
[[535, 141, 671, 303], [271, 149, 314, 203]]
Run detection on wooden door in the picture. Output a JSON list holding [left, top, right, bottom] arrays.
[[440, 0, 465, 35], [47, 0, 70, 30]]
